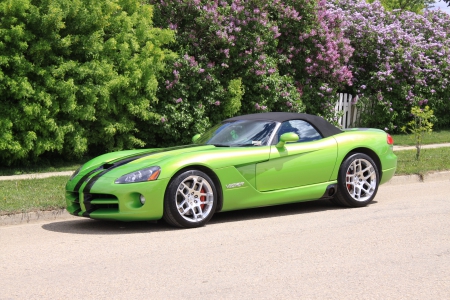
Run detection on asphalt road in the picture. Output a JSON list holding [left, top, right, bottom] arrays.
[[1, 180, 449, 299]]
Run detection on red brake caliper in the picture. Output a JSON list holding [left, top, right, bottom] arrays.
[[200, 188, 206, 210], [347, 171, 352, 192]]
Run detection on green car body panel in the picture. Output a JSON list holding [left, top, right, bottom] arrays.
[[65, 113, 397, 223]]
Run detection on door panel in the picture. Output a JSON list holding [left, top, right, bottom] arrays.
[[255, 137, 338, 191]]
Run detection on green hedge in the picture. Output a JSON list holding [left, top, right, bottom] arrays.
[[0, 0, 174, 165]]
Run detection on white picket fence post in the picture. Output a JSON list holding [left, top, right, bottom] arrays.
[[335, 93, 359, 129]]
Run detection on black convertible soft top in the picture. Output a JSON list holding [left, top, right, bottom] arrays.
[[224, 112, 342, 138]]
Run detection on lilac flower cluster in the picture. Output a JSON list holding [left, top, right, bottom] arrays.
[[302, 1, 353, 85], [327, 0, 450, 129], [150, 0, 354, 132], [151, 0, 449, 136]]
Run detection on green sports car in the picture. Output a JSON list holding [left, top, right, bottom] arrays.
[[66, 112, 397, 228]]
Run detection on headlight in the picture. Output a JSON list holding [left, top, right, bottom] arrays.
[[114, 166, 161, 184], [70, 165, 83, 181]]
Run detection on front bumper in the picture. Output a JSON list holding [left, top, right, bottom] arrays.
[[66, 175, 170, 222]]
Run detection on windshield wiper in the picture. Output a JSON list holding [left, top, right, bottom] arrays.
[[234, 144, 257, 147], [213, 143, 259, 147]]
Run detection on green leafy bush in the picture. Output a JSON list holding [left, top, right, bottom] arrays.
[[0, 0, 174, 165]]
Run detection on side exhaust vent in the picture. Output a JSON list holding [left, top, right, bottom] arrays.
[[328, 187, 336, 197], [319, 184, 337, 200]]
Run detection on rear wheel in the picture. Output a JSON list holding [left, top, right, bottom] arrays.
[[334, 153, 379, 207], [163, 170, 217, 228]]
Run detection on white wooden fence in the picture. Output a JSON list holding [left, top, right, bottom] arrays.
[[335, 93, 359, 129]]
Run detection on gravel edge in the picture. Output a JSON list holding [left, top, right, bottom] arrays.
[[1, 209, 73, 226]]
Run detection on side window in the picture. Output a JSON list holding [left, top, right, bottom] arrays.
[[276, 120, 322, 143]]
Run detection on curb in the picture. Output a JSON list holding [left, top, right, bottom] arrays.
[[1, 209, 73, 226], [386, 170, 450, 185], [1, 171, 449, 227]]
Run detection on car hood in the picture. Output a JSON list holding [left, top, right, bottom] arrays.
[[78, 144, 216, 175], [73, 143, 271, 182]]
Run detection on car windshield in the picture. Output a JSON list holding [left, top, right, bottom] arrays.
[[194, 120, 277, 147]]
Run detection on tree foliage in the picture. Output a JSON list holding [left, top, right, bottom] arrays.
[[0, 0, 174, 165]]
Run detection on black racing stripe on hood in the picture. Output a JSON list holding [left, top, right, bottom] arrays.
[[83, 169, 112, 193], [74, 166, 103, 192], [81, 150, 172, 194], [74, 145, 197, 193], [81, 144, 202, 194], [74, 149, 165, 192]]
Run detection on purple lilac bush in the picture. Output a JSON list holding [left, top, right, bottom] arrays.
[[328, 0, 450, 130], [146, 0, 353, 144]]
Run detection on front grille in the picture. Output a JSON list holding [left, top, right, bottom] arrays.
[[88, 193, 118, 201], [84, 193, 119, 211], [91, 203, 119, 209]]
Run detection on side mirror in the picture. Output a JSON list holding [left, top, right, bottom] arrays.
[[192, 134, 201, 143], [276, 132, 299, 148]]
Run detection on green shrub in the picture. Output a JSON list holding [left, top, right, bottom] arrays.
[[0, 0, 174, 165], [401, 106, 436, 160]]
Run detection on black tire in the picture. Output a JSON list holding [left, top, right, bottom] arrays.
[[328, 197, 346, 207], [334, 153, 379, 207], [163, 170, 217, 228]]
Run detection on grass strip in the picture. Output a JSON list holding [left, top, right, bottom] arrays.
[[391, 129, 450, 146], [0, 176, 69, 215], [394, 147, 450, 176]]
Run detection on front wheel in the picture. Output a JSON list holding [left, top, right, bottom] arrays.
[[333, 153, 379, 207], [163, 170, 217, 228]]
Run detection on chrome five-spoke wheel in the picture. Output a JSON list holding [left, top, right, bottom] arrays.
[[345, 158, 377, 202], [163, 170, 217, 228], [176, 175, 214, 223], [334, 153, 380, 207]]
